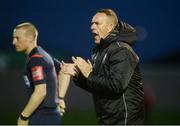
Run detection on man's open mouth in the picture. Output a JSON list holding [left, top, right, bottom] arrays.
[[93, 33, 98, 37]]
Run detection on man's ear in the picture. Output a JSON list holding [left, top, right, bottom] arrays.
[[28, 34, 36, 43], [107, 23, 114, 33]]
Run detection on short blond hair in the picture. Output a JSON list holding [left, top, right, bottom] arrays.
[[97, 9, 119, 28], [14, 22, 38, 39]]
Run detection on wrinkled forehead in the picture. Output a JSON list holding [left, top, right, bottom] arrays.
[[91, 13, 108, 23]]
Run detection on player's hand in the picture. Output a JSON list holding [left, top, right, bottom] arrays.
[[72, 56, 92, 78], [58, 99, 66, 116], [17, 117, 28, 125]]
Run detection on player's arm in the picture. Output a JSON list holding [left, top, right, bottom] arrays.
[[18, 57, 47, 125], [53, 58, 70, 98], [58, 69, 72, 99], [22, 84, 46, 116], [53, 58, 71, 115], [57, 66, 72, 115], [17, 84, 46, 125]]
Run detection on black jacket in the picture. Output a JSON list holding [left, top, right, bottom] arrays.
[[74, 21, 144, 125]]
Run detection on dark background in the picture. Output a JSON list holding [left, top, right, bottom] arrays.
[[0, 0, 180, 124]]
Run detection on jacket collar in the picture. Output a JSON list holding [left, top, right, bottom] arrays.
[[98, 28, 119, 51], [97, 21, 137, 51]]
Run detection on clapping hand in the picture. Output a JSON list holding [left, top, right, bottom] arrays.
[[72, 56, 92, 78]]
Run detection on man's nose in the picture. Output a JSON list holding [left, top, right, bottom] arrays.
[[13, 39, 16, 45], [91, 24, 95, 30]]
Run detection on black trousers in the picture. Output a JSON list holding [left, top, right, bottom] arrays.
[[29, 107, 61, 125]]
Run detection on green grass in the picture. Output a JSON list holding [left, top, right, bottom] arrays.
[[0, 111, 97, 125], [61, 111, 97, 124], [149, 109, 180, 124], [0, 112, 19, 125], [1, 110, 180, 124]]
